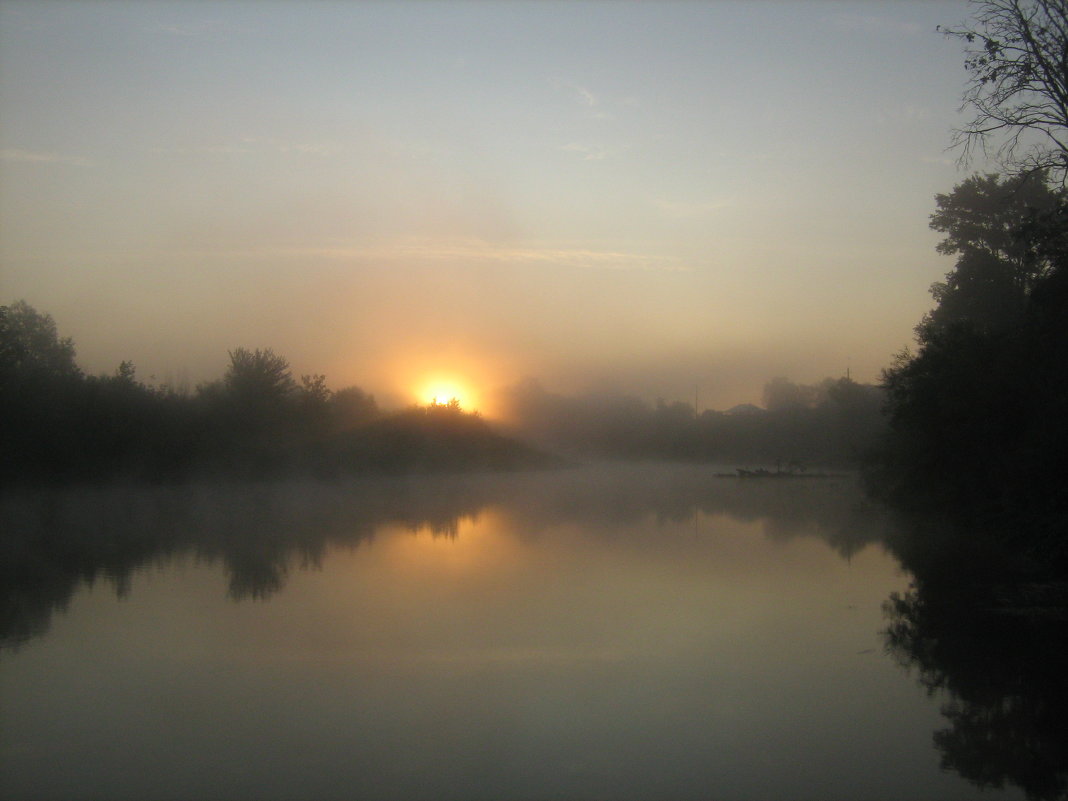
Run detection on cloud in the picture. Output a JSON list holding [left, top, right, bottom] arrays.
[[149, 137, 341, 157], [552, 79, 621, 121], [240, 237, 689, 273], [571, 83, 598, 107], [0, 149, 93, 167], [560, 142, 624, 161]]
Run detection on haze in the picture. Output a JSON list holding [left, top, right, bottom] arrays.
[[0, 0, 978, 412]]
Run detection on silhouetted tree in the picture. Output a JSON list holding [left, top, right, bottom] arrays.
[[1, 302, 547, 483], [940, 0, 1068, 181], [493, 376, 882, 466], [872, 3, 1068, 560], [224, 347, 296, 406], [920, 173, 1060, 340], [300, 373, 331, 405], [1, 302, 87, 483], [762, 377, 824, 412], [877, 177, 1068, 566], [0, 300, 80, 380], [296, 373, 332, 434], [330, 385, 378, 430]]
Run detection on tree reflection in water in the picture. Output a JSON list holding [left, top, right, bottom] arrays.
[[883, 517, 1068, 801], [11, 467, 1066, 796], [1, 467, 886, 650]]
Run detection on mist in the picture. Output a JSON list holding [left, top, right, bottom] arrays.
[[1, 1, 961, 414], [4, 2, 1067, 800]]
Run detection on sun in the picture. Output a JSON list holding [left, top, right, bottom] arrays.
[[420, 379, 475, 410]]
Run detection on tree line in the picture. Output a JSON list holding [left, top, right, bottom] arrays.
[[0, 304, 543, 485], [495, 374, 885, 467], [1, 299, 886, 486]]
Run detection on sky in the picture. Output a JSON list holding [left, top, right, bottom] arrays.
[[0, 0, 988, 413]]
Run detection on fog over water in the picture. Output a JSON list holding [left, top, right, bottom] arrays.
[[5, 2, 1066, 799], [0, 466, 1033, 801]]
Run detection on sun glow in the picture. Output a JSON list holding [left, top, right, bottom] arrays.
[[420, 378, 476, 410]]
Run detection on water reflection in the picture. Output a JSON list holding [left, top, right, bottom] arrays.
[[883, 517, 1068, 801], [4, 465, 1035, 801], [0, 466, 887, 649]]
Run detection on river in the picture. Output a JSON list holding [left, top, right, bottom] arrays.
[[0, 464, 1035, 800]]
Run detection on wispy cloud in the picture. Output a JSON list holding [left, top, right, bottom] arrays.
[[253, 238, 689, 273], [150, 137, 341, 157], [245, 137, 342, 156], [554, 79, 616, 120], [570, 82, 598, 108], [0, 148, 93, 167], [560, 142, 625, 161]]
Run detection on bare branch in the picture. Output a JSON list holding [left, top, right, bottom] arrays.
[[941, 0, 1068, 182]]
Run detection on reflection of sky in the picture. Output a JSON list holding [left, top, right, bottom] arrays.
[[0, 482, 1019, 800]]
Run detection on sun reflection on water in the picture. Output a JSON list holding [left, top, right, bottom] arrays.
[[380, 508, 517, 575]]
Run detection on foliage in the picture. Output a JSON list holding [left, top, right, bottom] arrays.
[[224, 347, 296, 406], [876, 173, 1068, 568], [940, 0, 1068, 181], [329, 386, 379, 430], [1, 464, 887, 649], [921, 172, 1061, 340], [0, 300, 79, 380], [299, 373, 331, 406], [0, 301, 547, 485], [872, 4, 1068, 572], [496, 375, 885, 466]]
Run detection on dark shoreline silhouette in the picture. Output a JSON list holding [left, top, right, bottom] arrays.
[[2, 300, 888, 488]]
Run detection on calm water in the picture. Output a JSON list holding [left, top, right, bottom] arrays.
[[0, 465, 1029, 800]]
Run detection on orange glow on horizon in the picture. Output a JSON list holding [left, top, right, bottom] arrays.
[[388, 346, 512, 417], [418, 377, 478, 411]]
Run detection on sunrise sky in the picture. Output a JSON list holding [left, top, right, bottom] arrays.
[[0, 0, 987, 413]]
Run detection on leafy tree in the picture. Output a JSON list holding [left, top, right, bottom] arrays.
[[920, 172, 1061, 340], [224, 347, 296, 407], [1, 302, 86, 484], [877, 179, 1068, 564], [0, 300, 80, 380], [762, 377, 825, 412], [296, 373, 328, 421], [940, 0, 1068, 180], [114, 360, 137, 385], [876, 4, 1068, 554], [330, 386, 378, 430], [299, 373, 331, 405]]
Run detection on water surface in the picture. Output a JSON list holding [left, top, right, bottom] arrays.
[[0, 465, 1028, 800]]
